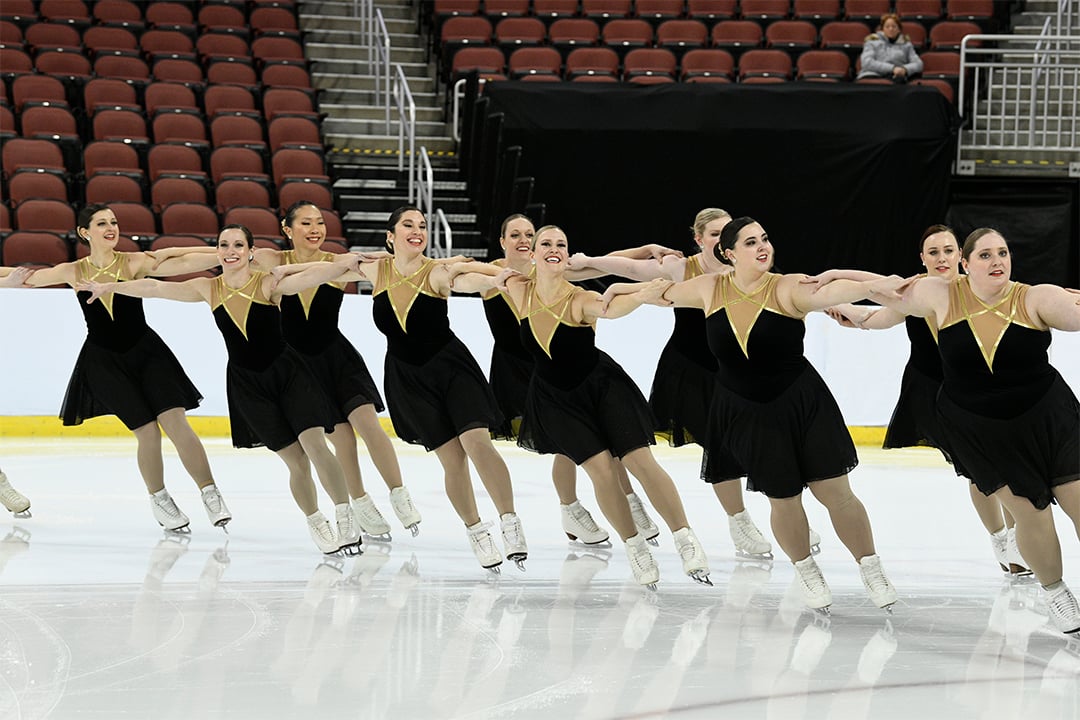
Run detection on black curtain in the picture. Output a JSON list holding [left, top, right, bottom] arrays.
[[483, 82, 957, 278]]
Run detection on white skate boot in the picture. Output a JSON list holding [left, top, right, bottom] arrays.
[[1006, 527, 1032, 576], [625, 533, 660, 588], [794, 555, 832, 611], [859, 554, 898, 610], [728, 510, 772, 558], [0, 472, 30, 517], [306, 510, 340, 555], [673, 527, 712, 585], [500, 512, 528, 570], [200, 484, 231, 529], [351, 494, 392, 541], [389, 486, 421, 536], [561, 500, 611, 545], [1044, 581, 1080, 636], [150, 488, 190, 532], [466, 520, 503, 572], [990, 527, 1009, 573], [627, 492, 660, 546], [334, 503, 363, 556]]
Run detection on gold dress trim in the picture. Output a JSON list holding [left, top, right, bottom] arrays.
[[77, 253, 135, 320], [210, 272, 272, 340], [706, 274, 785, 359], [372, 257, 441, 334], [940, 277, 1038, 372], [281, 249, 344, 319], [683, 254, 705, 281], [521, 282, 580, 359]]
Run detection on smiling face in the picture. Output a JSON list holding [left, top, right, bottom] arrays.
[[499, 216, 535, 263], [80, 209, 120, 249], [920, 230, 960, 281], [217, 227, 251, 269], [962, 232, 1011, 291], [531, 227, 569, 273], [387, 209, 427, 256], [725, 222, 774, 271], [283, 203, 325, 253]]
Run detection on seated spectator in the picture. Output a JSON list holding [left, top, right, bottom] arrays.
[[857, 14, 923, 82]]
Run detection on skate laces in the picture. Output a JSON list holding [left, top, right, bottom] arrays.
[[568, 503, 601, 532], [391, 487, 419, 516], [1047, 586, 1080, 625], [732, 513, 765, 544], [860, 557, 895, 597], [153, 493, 184, 520], [469, 521, 497, 548], [202, 486, 223, 513], [628, 538, 658, 575], [501, 514, 524, 545], [0, 482, 26, 507], [798, 560, 827, 594], [675, 530, 700, 563]]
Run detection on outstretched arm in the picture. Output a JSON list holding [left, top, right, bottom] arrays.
[[141, 246, 220, 277], [787, 274, 914, 315], [1028, 284, 1080, 331], [0, 267, 33, 287], [444, 261, 514, 295], [76, 277, 209, 304], [580, 279, 674, 322], [19, 262, 77, 288], [824, 303, 906, 330]]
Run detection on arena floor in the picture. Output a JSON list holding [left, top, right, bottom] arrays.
[[0, 438, 1077, 719]]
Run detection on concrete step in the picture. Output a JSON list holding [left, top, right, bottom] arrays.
[[325, 133, 457, 153], [315, 72, 438, 94], [305, 42, 426, 64], [323, 115, 448, 136], [301, 26, 425, 47], [301, 14, 419, 36], [323, 102, 444, 122], [346, 210, 477, 225], [310, 57, 432, 76], [340, 191, 473, 212], [301, 2, 416, 21], [319, 86, 439, 105]]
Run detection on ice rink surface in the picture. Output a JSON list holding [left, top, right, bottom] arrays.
[[1, 438, 1077, 720]]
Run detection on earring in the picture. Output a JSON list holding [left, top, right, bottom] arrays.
[[248, 253, 254, 262]]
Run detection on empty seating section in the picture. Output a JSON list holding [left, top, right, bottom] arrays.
[[0, 1, 340, 268], [431, 1, 988, 101]]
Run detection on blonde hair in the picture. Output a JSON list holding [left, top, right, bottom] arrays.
[[531, 224, 565, 251], [691, 207, 731, 239]]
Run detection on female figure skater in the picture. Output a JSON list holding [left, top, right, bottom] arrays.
[[481, 224, 712, 586], [286, 207, 528, 573], [626, 217, 903, 611], [17, 205, 230, 532], [0, 269, 32, 517], [78, 225, 361, 556], [869, 228, 1080, 635], [820, 225, 1026, 574]]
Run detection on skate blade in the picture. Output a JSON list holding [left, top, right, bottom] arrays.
[[689, 571, 713, 586], [646, 536, 660, 547], [485, 564, 502, 575], [339, 542, 363, 557], [879, 603, 896, 614], [364, 532, 393, 543], [1009, 564, 1033, 577], [407, 524, 420, 537], [735, 549, 774, 561], [11, 508, 31, 519], [164, 525, 191, 535], [645, 582, 658, 591], [567, 535, 613, 549], [513, 558, 527, 572]]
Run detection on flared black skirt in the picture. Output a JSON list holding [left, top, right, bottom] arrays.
[[937, 374, 1079, 510], [225, 347, 338, 451], [383, 336, 503, 451], [648, 342, 714, 447], [518, 351, 656, 465], [703, 364, 858, 498], [60, 329, 202, 430], [488, 345, 533, 440], [294, 333, 384, 423]]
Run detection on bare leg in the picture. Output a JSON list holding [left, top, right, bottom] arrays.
[[552, 454, 578, 505], [433, 437, 481, 526], [807, 475, 876, 561], [327, 422, 365, 499], [1003, 505, 1016, 530], [1053, 479, 1080, 542], [620, 447, 689, 531], [458, 427, 515, 515], [614, 460, 633, 494], [297, 426, 348, 505], [156, 408, 215, 489], [349, 404, 404, 490], [580, 451, 636, 539], [274, 441, 319, 515], [132, 421, 165, 494], [713, 479, 747, 516], [969, 483, 1006, 533], [768, 494, 812, 561], [994, 486, 1063, 585]]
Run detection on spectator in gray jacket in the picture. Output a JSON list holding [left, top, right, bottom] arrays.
[[858, 14, 923, 82]]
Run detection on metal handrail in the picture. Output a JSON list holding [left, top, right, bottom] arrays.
[[416, 145, 434, 230], [957, 33, 1080, 174], [373, 10, 393, 133], [393, 63, 417, 199], [435, 208, 453, 259]]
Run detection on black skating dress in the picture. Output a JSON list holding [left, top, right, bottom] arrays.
[[935, 277, 1079, 509], [372, 257, 502, 451], [516, 282, 656, 465], [61, 253, 202, 429], [481, 261, 535, 439], [211, 272, 337, 451], [702, 273, 858, 497], [648, 254, 716, 447], [279, 249, 384, 424]]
